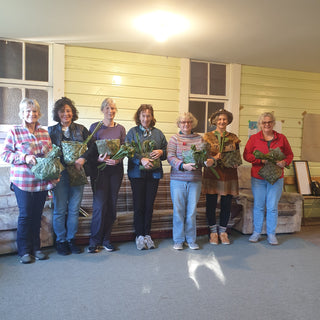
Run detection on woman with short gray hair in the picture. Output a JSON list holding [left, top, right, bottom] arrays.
[[1, 98, 58, 263], [244, 112, 293, 245], [167, 112, 214, 250]]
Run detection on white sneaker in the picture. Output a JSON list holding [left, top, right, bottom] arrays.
[[173, 243, 183, 250], [136, 236, 147, 250], [267, 234, 278, 245], [249, 232, 261, 243], [187, 242, 199, 250], [144, 235, 155, 249]]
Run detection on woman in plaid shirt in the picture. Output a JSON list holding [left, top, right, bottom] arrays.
[[1, 98, 58, 264]]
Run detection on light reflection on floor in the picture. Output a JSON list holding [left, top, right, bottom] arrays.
[[187, 252, 225, 289]]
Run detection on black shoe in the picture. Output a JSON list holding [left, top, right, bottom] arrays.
[[87, 245, 99, 253], [56, 241, 71, 255], [102, 241, 115, 252], [68, 239, 82, 254]]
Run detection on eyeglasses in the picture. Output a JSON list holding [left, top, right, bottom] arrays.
[[180, 121, 192, 125], [262, 121, 274, 125]]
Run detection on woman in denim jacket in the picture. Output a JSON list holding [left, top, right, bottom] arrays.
[[125, 104, 167, 250]]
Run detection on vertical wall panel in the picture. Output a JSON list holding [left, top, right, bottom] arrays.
[[64, 46, 181, 135], [64, 46, 181, 172], [239, 66, 320, 176]]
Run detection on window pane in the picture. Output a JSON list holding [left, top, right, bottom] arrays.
[[210, 64, 226, 96], [189, 101, 206, 132], [0, 40, 22, 79], [207, 102, 225, 132], [190, 61, 207, 94], [25, 43, 49, 81], [0, 87, 22, 124], [25, 89, 48, 125]]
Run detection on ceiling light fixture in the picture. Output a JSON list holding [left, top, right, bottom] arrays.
[[134, 10, 189, 42]]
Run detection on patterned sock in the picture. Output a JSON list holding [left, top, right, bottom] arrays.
[[219, 226, 227, 234], [209, 225, 218, 233]]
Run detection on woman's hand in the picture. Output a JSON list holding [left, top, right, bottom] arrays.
[[276, 160, 286, 168], [104, 158, 120, 166], [75, 158, 86, 171], [213, 153, 222, 160], [141, 157, 154, 169], [204, 158, 215, 167], [98, 153, 110, 163], [51, 177, 60, 185], [150, 149, 163, 160], [25, 154, 37, 166], [183, 163, 196, 171], [97, 153, 119, 166]]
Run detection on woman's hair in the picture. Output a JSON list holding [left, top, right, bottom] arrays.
[[176, 112, 198, 129], [19, 98, 42, 120], [101, 98, 117, 112], [258, 112, 276, 126], [134, 104, 156, 127], [52, 97, 78, 123]]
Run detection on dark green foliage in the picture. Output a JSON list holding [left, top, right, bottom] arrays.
[[182, 144, 207, 168], [62, 120, 103, 165], [95, 139, 120, 156], [253, 147, 288, 166], [31, 144, 64, 180], [66, 165, 88, 186], [135, 133, 160, 171], [214, 131, 242, 168], [112, 142, 135, 160], [214, 131, 229, 152], [221, 150, 242, 168], [258, 162, 283, 185], [61, 141, 87, 165], [182, 144, 220, 179], [97, 142, 136, 171], [254, 147, 289, 184]]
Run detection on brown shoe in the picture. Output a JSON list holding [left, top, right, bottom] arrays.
[[209, 232, 219, 245], [219, 232, 230, 245]]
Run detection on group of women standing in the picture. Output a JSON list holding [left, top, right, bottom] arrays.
[[1, 96, 293, 263]]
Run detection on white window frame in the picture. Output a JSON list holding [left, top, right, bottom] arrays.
[[180, 59, 241, 135], [0, 39, 64, 129]]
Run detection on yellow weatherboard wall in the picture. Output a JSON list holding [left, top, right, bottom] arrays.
[[239, 65, 320, 176], [65, 46, 181, 143], [64, 47, 320, 176]]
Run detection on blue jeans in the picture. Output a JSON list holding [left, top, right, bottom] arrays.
[[53, 170, 84, 242], [13, 184, 48, 256], [170, 180, 202, 244], [251, 177, 284, 235]]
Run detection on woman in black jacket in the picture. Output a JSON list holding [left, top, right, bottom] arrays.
[[49, 97, 91, 255]]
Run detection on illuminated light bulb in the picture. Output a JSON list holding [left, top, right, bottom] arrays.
[[112, 75, 122, 85], [134, 11, 189, 42]]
